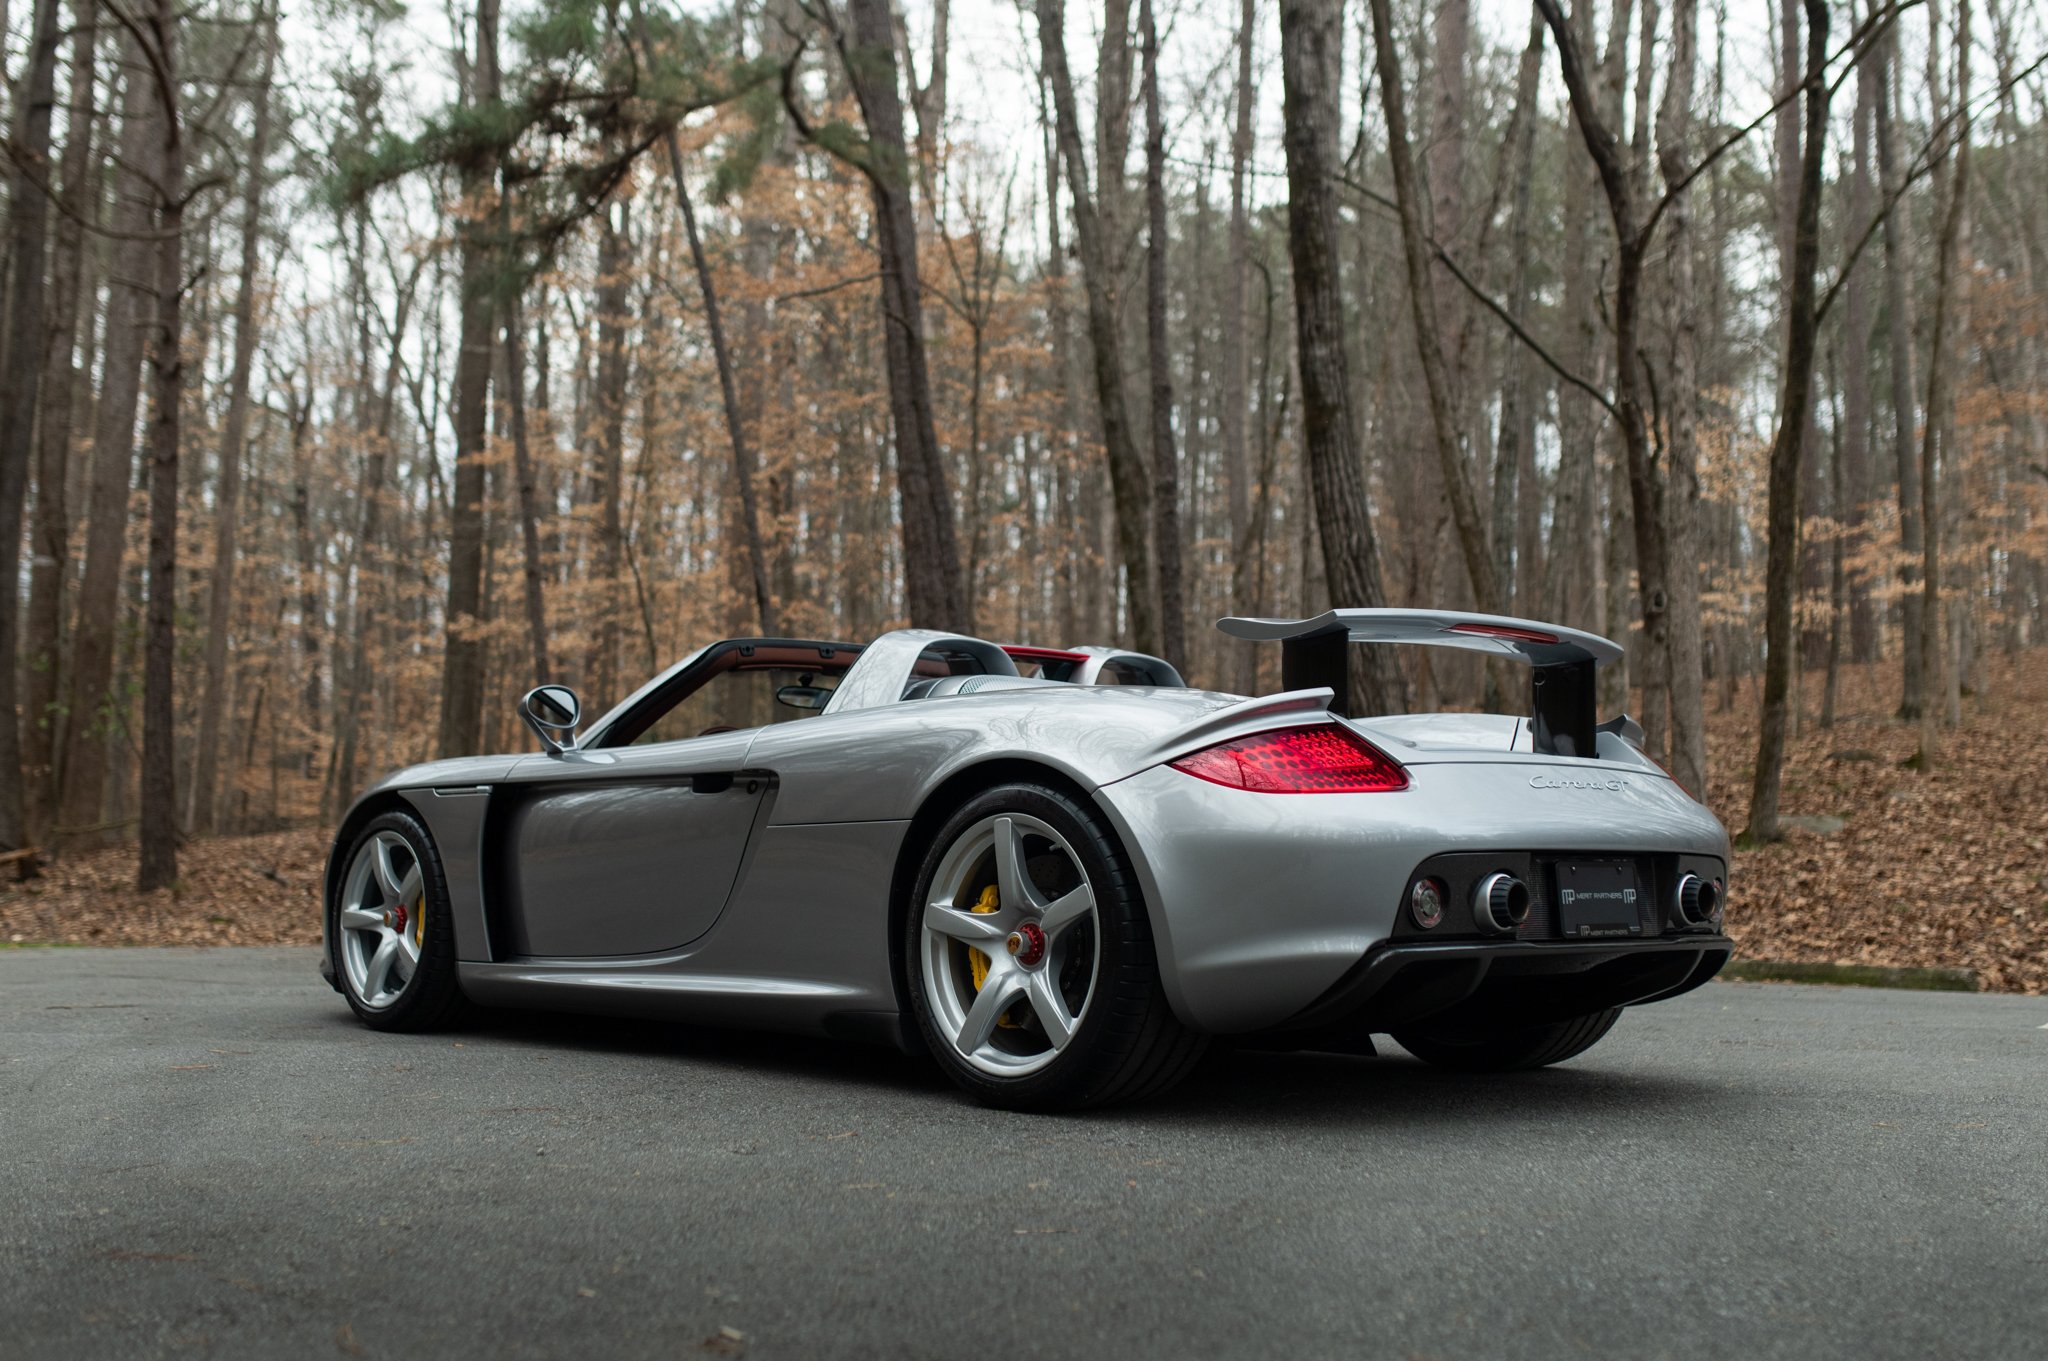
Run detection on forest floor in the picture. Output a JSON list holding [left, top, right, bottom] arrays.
[[1700, 647, 2048, 995], [5, 651, 2045, 993]]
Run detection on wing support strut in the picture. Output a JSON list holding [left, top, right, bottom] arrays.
[[1219, 609, 1624, 758]]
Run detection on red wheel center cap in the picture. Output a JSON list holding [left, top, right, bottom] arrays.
[[1006, 921, 1047, 967]]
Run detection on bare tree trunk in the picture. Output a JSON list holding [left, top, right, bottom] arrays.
[[637, 0, 776, 635], [1366, 0, 1499, 619], [1139, 0, 1185, 670], [1426, 0, 1470, 403], [1490, 12, 1544, 620], [905, 0, 948, 192], [190, 4, 276, 834], [1821, 380, 1845, 727], [1656, 0, 1709, 795], [591, 200, 629, 706], [334, 248, 418, 810], [1775, 0, 1802, 297], [1596, 0, 1636, 726], [1223, 0, 1255, 692], [1250, 255, 1286, 647], [437, 0, 498, 758], [1916, 0, 1971, 764], [1544, 0, 1605, 640], [136, 0, 187, 892], [1982, 0, 2043, 489], [21, 0, 96, 847], [288, 387, 322, 759], [1874, 18, 1923, 717], [1744, 0, 1831, 845], [0, 0, 62, 865], [56, 46, 156, 851], [1278, 0, 1405, 714], [805, 0, 969, 631], [1534, 0, 1673, 750], [1841, 32, 1878, 665], [1096, 0, 1132, 278], [1035, 0, 1159, 653], [504, 296, 552, 680], [1034, 67, 1087, 644]]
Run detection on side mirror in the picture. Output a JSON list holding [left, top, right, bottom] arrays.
[[775, 684, 833, 713], [520, 685, 582, 755]]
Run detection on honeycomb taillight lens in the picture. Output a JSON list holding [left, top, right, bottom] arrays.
[[1168, 724, 1410, 794]]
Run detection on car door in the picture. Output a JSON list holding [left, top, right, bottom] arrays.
[[499, 728, 764, 958]]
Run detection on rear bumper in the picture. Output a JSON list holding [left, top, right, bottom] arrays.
[[1093, 760, 1732, 1033], [1269, 934, 1733, 1040]]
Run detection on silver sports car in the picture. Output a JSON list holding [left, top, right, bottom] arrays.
[[321, 609, 1732, 1110]]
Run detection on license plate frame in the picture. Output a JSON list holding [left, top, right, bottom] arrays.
[[1551, 858, 1648, 939]]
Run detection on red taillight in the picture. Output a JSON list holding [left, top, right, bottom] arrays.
[[1169, 724, 1409, 793], [1447, 621, 1559, 645]]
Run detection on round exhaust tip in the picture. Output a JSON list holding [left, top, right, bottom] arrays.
[[1676, 873, 1721, 927], [1473, 872, 1532, 934]]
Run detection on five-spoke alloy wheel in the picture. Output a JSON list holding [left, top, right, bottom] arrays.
[[919, 811, 1101, 1077], [330, 810, 467, 1031], [338, 830, 426, 1010], [904, 782, 1205, 1110]]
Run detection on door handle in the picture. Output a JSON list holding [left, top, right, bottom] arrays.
[[691, 772, 735, 794]]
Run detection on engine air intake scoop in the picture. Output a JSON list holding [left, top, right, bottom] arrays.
[[1217, 609, 1625, 758]]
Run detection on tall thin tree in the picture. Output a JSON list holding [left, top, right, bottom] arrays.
[[136, 0, 190, 891], [437, 0, 501, 759], [1139, 0, 1185, 669], [786, 0, 970, 631], [56, 39, 159, 852], [21, 0, 99, 845], [191, 1, 279, 833], [1277, 0, 1405, 714], [1366, 0, 1500, 619], [1914, 0, 1972, 764], [1034, 0, 1161, 654], [0, 0, 64, 867], [1743, 0, 1832, 845]]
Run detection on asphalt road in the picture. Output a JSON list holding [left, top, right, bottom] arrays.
[[3, 948, 2044, 1360]]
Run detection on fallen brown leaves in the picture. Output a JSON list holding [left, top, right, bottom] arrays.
[[0, 828, 325, 948], [1710, 649, 2048, 995], [5, 652, 2045, 994]]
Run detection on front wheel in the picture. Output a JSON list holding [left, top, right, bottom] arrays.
[[329, 810, 468, 1031], [903, 782, 1206, 1111], [1392, 1008, 1623, 1072]]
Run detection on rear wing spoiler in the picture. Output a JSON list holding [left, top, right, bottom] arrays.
[[1217, 609, 1624, 758]]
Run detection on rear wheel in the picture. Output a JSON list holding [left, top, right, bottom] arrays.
[[330, 810, 467, 1031], [1392, 1007, 1623, 1072], [904, 782, 1206, 1111]]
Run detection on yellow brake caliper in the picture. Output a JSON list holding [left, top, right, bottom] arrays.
[[966, 884, 1019, 1028]]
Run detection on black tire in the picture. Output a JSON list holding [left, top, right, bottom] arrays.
[[903, 781, 1207, 1112], [329, 809, 469, 1032], [1392, 1007, 1623, 1073]]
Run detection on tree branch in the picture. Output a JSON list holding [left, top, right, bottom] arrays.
[[1640, 0, 1924, 247], [1333, 169, 1617, 421], [1815, 46, 2048, 324], [0, 136, 181, 239]]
